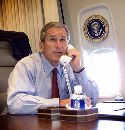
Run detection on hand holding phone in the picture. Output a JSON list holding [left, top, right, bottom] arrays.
[[60, 44, 82, 72], [59, 44, 74, 65]]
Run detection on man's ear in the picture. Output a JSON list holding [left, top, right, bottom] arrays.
[[39, 41, 44, 52]]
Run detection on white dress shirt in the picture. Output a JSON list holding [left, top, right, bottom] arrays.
[[7, 52, 99, 114]]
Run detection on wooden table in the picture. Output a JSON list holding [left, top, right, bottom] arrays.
[[0, 114, 125, 130]]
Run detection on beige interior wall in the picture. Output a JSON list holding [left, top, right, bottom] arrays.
[[60, 0, 125, 100], [43, 0, 59, 24]]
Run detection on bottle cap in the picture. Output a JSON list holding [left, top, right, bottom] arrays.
[[74, 85, 82, 93]]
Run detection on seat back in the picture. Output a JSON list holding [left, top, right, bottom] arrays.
[[0, 41, 17, 114]]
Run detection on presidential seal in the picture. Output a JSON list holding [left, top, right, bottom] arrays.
[[83, 15, 109, 43]]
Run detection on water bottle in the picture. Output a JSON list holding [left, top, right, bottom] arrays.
[[70, 85, 86, 110]]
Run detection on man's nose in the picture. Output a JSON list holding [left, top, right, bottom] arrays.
[[55, 39, 62, 47]]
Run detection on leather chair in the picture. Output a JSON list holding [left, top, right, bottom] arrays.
[[0, 41, 17, 114]]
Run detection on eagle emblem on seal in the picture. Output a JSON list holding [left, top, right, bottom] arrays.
[[83, 15, 109, 43]]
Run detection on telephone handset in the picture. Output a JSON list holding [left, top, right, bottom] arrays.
[[59, 44, 74, 94], [59, 44, 74, 65]]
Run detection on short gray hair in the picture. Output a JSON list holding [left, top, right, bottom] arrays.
[[40, 22, 70, 42]]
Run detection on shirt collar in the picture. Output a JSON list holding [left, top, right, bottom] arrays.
[[40, 53, 63, 77]]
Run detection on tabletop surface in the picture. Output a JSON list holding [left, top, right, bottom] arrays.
[[0, 114, 125, 130], [0, 102, 125, 130]]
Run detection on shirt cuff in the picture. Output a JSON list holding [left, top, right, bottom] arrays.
[[73, 67, 85, 74]]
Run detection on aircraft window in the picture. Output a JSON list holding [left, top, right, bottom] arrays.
[[84, 49, 120, 97]]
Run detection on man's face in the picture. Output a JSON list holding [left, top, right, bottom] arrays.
[[40, 27, 68, 67]]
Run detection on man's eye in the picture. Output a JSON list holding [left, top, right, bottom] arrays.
[[60, 38, 66, 42]]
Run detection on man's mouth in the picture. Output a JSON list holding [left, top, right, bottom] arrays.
[[54, 51, 63, 57], [55, 51, 62, 54]]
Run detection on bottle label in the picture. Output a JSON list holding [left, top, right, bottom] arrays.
[[70, 94, 85, 110], [71, 99, 85, 110]]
